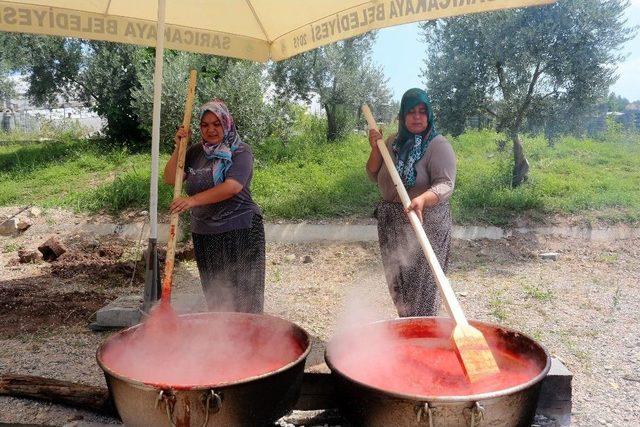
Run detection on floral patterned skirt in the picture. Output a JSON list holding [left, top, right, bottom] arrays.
[[375, 201, 452, 317]]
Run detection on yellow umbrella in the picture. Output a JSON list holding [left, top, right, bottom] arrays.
[[0, 0, 555, 307], [1, 0, 554, 62]]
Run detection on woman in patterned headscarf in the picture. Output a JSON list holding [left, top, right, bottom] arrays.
[[366, 88, 457, 317], [164, 99, 265, 313]]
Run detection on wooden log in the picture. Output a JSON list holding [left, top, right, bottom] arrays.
[[0, 371, 336, 413], [1, 359, 573, 425], [0, 374, 116, 416]]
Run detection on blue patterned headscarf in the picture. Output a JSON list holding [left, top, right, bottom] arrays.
[[199, 99, 241, 185], [393, 88, 439, 188]]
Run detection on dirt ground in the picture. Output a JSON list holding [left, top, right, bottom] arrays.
[[0, 207, 638, 426]]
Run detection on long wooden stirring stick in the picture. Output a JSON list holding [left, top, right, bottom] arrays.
[[160, 70, 198, 305], [362, 104, 499, 382]]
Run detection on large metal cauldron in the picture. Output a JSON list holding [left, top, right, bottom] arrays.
[[97, 312, 311, 427], [325, 317, 550, 427]]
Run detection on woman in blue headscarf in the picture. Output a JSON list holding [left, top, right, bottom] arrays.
[[164, 98, 265, 313], [366, 88, 456, 317]]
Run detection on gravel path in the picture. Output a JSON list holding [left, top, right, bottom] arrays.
[[1, 210, 638, 426]]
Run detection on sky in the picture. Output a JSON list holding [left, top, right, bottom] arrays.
[[372, 1, 640, 102]]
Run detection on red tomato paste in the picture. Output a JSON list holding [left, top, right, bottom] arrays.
[[100, 307, 305, 389], [330, 321, 543, 396]]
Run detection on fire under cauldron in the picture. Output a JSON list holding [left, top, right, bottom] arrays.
[[325, 317, 551, 427], [97, 312, 311, 427]]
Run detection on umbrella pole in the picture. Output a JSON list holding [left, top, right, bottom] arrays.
[[143, 0, 167, 312], [142, 238, 160, 312]]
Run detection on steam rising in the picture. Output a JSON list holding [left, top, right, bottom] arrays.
[[100, 305, 305, 388], [329, 288, 543, 396]]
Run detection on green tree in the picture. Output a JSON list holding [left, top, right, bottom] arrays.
[[270, 34, 392, 141], [374, 99, 401, 127], [0, 34, 19, 105], [1, 34, 79, 108], [0, 77, 14, 106], [2, 34, 147, 146], [132, 51, 271, 151], [421, 0, 634, 186], [607, 92, 630, 112], [81, 42, 148, 145]]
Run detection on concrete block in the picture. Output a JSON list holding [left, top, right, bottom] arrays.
[[537, 357, 572, 426], [93, 293, 207, 329], [265, 223, 377, 243], [540, 252, 560, 261], [95, 295, 142, 328], [139, 293, 208, 319], [16, 216, 32, 231], [0, 217, 19, 236], [295, 372, 336, 411]]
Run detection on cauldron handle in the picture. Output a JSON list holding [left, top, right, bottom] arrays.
[[466, 401, 485, 427], [155, 390, 177, 427], [417, 402, 485, 427], [416, 402, 434, 427], [201, 389, 223, 427]]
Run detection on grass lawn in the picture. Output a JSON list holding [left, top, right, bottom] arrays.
[[0, 138, 171, 213], [1, 128, 638, 225], [452, 130, 640, 224]]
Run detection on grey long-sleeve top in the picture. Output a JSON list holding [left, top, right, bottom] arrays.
[[367, 134, 457, 203]]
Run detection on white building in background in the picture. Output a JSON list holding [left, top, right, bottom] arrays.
[[2, 74, 104, 135]]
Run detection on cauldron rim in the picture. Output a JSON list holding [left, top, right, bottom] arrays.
[[96, 311, 312, 391], [324, 316, 551, 403]]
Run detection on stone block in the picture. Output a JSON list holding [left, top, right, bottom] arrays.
[[94, 295, 143, 328], [536, 357, 572, 426], [18, 249, 40, 263], [38, 237, 66, 261], [16, 217, 32, 231], [0, 218, 19, 236], [28, 207, 42, 217]]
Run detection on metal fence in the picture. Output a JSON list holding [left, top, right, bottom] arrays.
[[1, 107, 104, 136]]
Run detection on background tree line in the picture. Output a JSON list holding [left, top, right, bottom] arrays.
[[0, 0, 635, 187], [0, 31, 393, 150]]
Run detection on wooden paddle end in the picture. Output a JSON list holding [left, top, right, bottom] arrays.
[[453, 325, 500, 383]]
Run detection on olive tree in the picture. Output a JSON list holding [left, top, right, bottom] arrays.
[[421, 0, 634, 186], [132, 51, 271, 151], [270, 34, 393, 141]]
